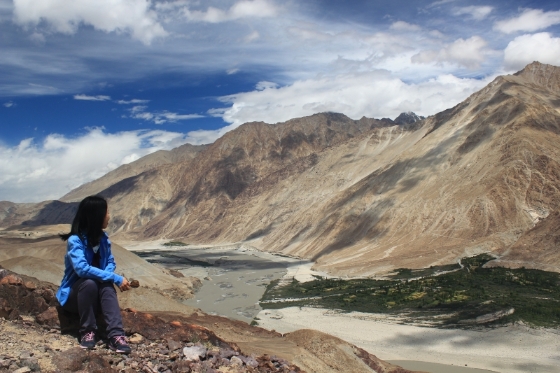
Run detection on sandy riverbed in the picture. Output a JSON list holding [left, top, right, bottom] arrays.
[[122, 240, 560, 373], [122, 240, 309, 322]]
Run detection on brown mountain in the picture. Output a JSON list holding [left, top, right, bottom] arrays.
[[60, 142, 207, 202], [2, 61, 560, 276]]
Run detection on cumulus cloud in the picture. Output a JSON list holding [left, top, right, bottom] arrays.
[[503, 33, 560, 71], [3, 101, 14, 108], [453, 6, 493, 21], [494, 8, 560, 34], [129, 105, 203, 124], [12, 0, 167, 44], [178, 0, 277, 23], [0, 128, 194, 202], [74, 94, 111, 101], [411, 36, 490, 69], [209, 70, 492, 127]]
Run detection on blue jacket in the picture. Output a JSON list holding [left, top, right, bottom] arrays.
[[56, 232, 124, 306]]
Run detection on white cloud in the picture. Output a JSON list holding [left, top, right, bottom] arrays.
[[503, 33, 560, 71], [74, 94, 111, 101], [494, 8, 560, 34], [13, 0, 167, 44], [255, 81, 278, 90], [0, 128, 194, 202], [411, 36, 490, 69], [390, 21, 421, 32], [29, 32, 46, 43], [180, 0, 277, 23], [3, 101, 14, 108], [244, 30, 260, 42], [210, 70, 492, 128], [129, 106, 203, 124], [117, 99, 150, 104], [453, 6, 493, 21], [428, 0, 456, 7], [227, 68, 240, 75]]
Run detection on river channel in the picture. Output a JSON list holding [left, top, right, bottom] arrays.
[[133, 243, 308, 322]]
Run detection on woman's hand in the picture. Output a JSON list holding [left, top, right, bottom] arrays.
[[119, 277, 131, 292]]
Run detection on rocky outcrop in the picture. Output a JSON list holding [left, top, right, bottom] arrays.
[[0, 268, 422, 373]]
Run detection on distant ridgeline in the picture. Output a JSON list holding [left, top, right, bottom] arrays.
[[260, 254, 560, 328]]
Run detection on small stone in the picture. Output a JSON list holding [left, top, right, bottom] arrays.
[[19, 351, 32, 359], [20, 358, 40, 372], [0, 360, 10, 368], [219, 349, 236, 359], [0, 274, 23, 285], [166, 339, 182, 352], [23, 281, 37, 290], [230, 356, 243, 367], [182, 346, 206, 362], [129, 333, 144, 344], [243, 356, 258, 368], [12, 367, 31, 373]]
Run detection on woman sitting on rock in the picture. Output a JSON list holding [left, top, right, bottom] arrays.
[[56, 195, 131, 354]]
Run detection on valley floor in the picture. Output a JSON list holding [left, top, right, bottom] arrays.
[[255, 306, 560, 373], [255, 256, 560, 373], [120, 240, 560, 373]]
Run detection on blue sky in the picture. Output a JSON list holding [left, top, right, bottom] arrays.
[[1, 0, 560, 202]]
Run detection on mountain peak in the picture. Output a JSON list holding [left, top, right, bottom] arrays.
[[514, 61, 560, 92], [393, 111, 425, 125]]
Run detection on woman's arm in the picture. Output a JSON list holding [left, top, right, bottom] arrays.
[[67, 236, 123, 286], [104, 237, 117, 273]]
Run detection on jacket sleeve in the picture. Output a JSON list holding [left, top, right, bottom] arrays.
[[104, 237, 117, 274], [67, 236, 123, 286]]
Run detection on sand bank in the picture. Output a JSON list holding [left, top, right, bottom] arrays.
[[122, 241, 560, 372], [256, 307, 560, 373]]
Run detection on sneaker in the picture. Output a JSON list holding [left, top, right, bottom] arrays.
[[80, 331, 96, 349], [107, 335, 131, 354]]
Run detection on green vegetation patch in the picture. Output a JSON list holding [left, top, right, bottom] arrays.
[[260, 254, 560, 328]]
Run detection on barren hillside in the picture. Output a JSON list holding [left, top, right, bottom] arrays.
[[60, 143, 206, 202], [136, 62, 560, 275], [2, 62, 560, 276]]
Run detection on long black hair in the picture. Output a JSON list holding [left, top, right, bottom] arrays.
[[60, 195, 108, 247]]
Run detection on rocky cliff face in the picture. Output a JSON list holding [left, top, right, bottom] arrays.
[[2, 62, 560, 276]]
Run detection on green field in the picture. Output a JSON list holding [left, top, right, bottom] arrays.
[[260, 254, 560, 327]]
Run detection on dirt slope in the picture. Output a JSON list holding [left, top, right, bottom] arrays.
[[2, 62, 560, 276]]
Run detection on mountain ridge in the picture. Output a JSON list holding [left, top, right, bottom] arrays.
[[2, 62, 560, 277]]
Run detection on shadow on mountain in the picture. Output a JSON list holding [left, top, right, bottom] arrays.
[[245, 224, 274, 240], [311, 201, 393, 262], [136, 249, 291, 271], [21, 201, 78, 227], [100, 174, 141, 199]]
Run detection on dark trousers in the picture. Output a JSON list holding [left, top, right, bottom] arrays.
[[63, 278, 124, 338]]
